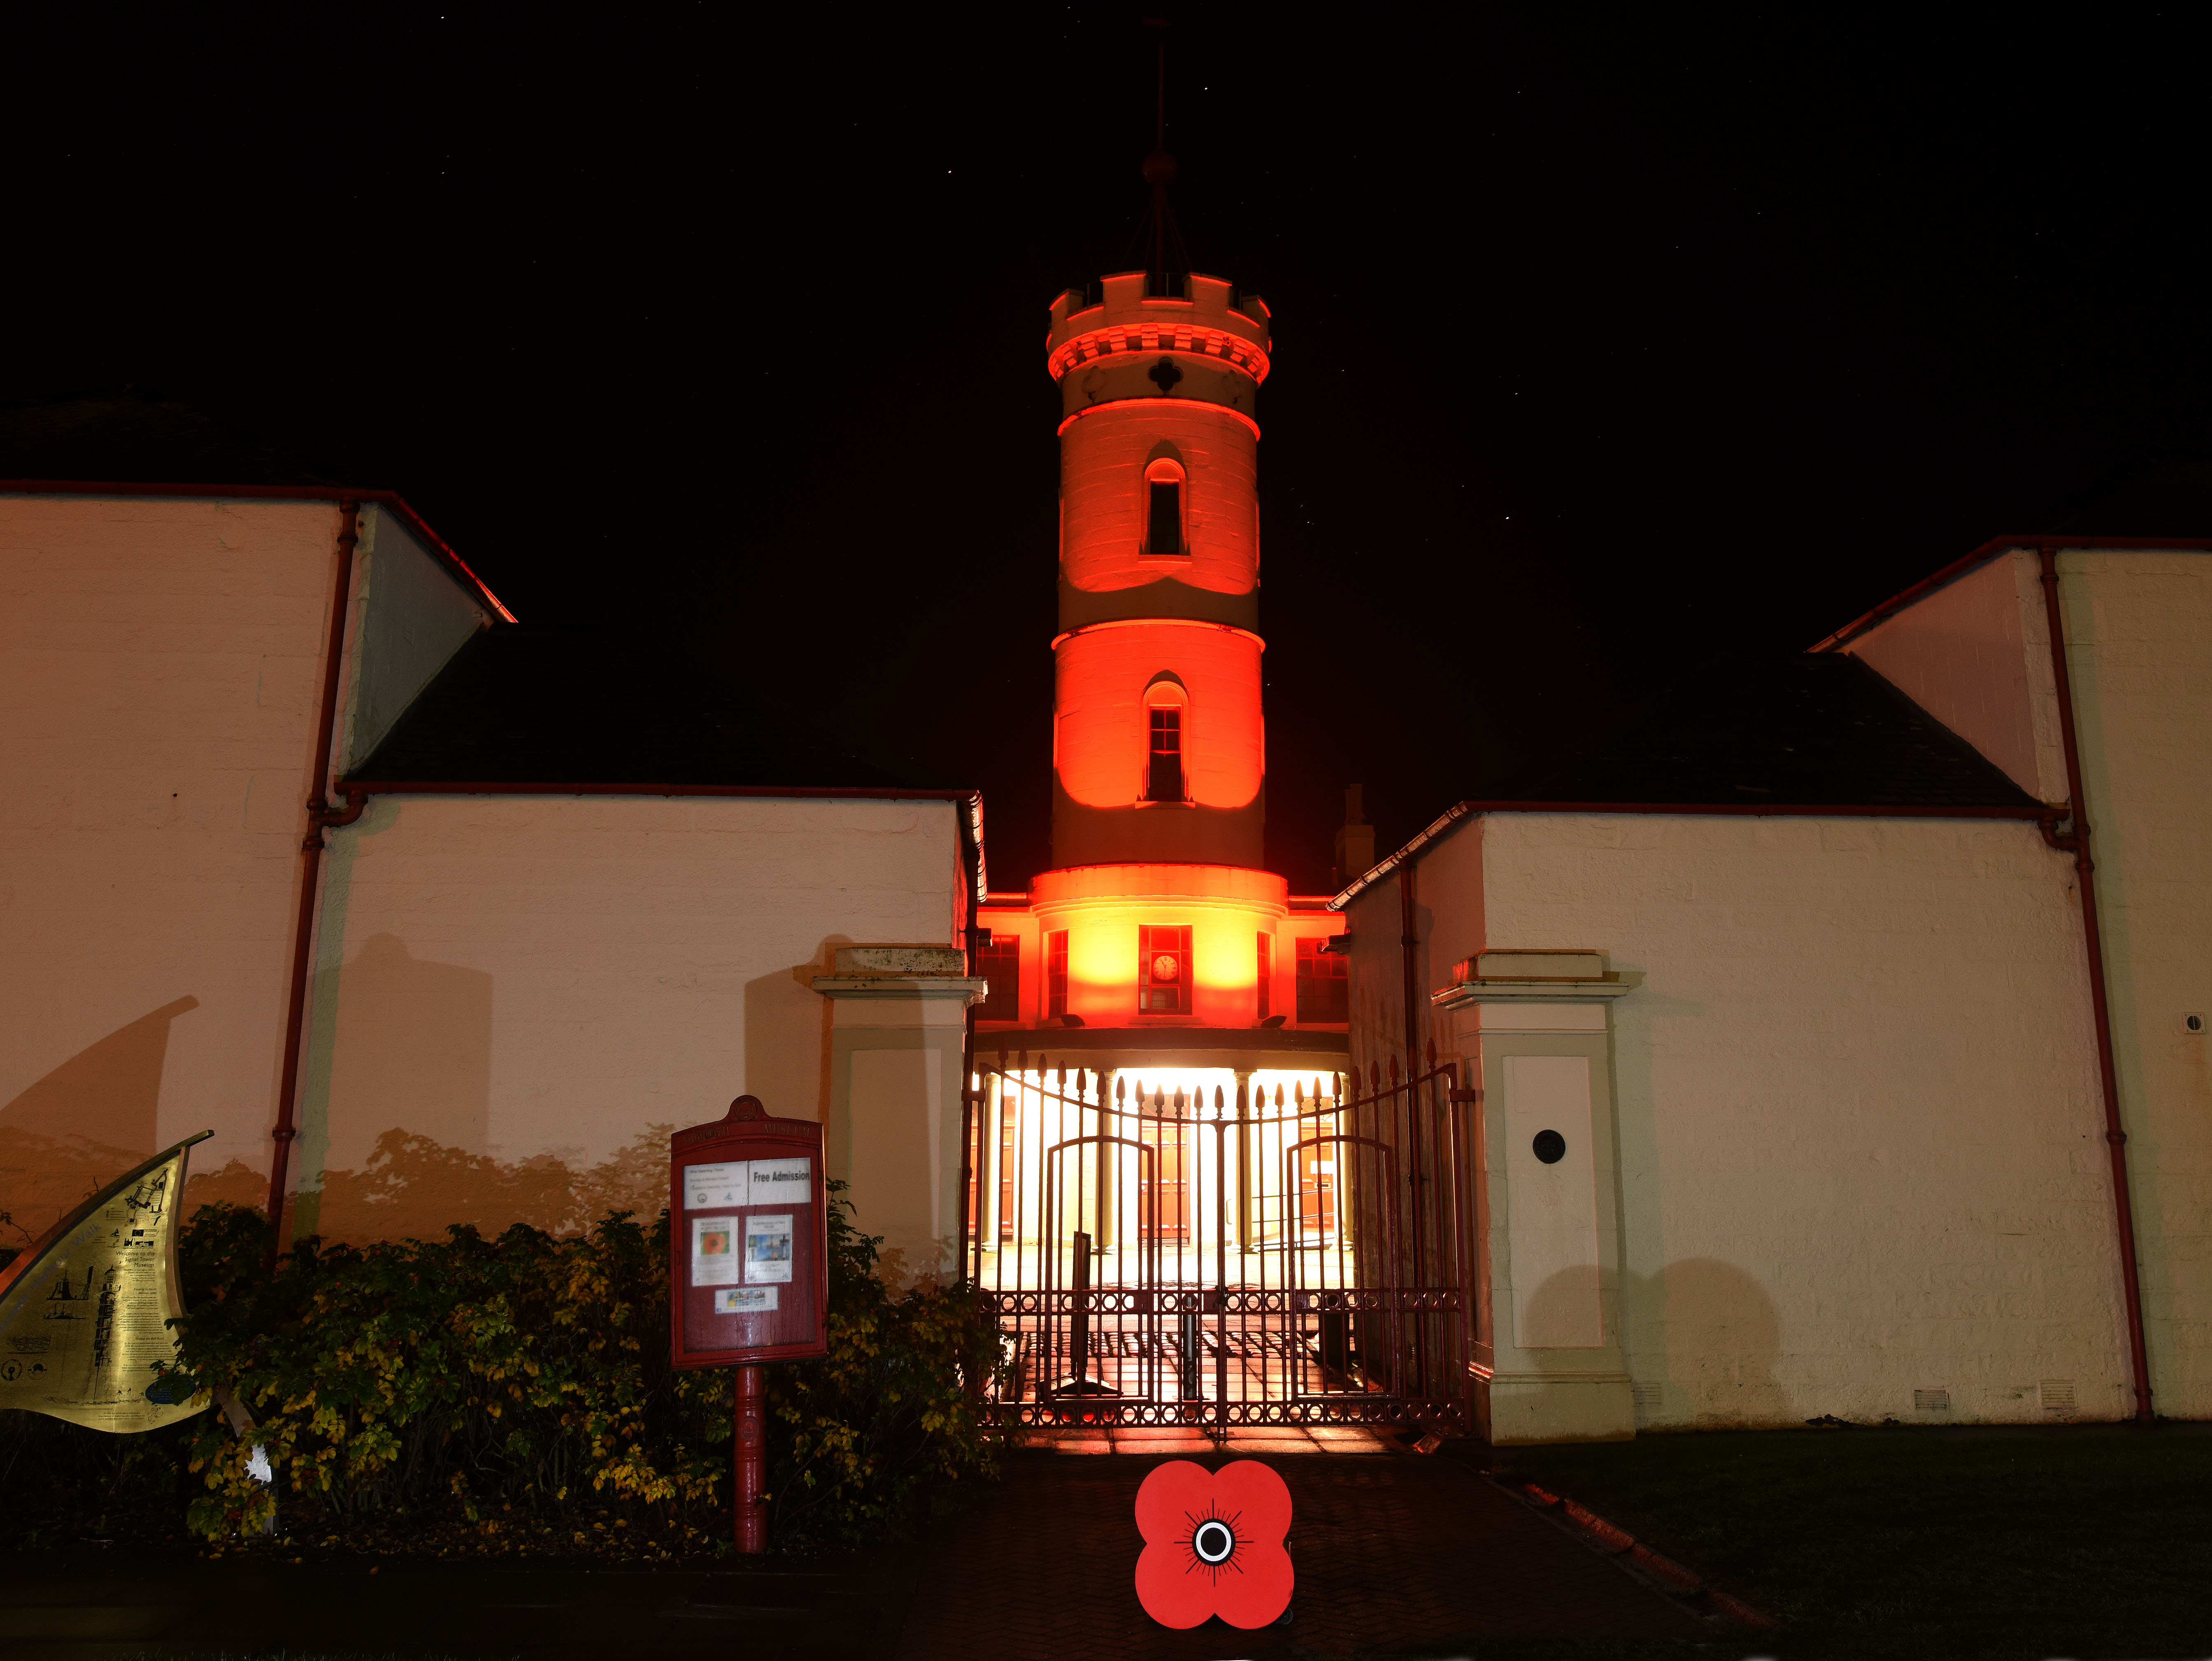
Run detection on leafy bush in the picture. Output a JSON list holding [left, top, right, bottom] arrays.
[[159, 1182, 998, 1554]]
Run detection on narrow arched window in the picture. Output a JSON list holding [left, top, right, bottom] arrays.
[[1144, 679, 1186, 802], [1143, 457, 1186, 557]]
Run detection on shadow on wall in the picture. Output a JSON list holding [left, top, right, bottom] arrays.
[[1491, 1259, 1787, 1438], [745, 939, 848, 1124], [0, 995, 199, 1239], [1631, 1257, 1790, 1428], [184, 1121, 677, 1244], [324, 933, 493, 1162], [1518, 1262, 1605, 1348]]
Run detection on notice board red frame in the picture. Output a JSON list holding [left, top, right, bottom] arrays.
[[669, 1096, 828, 1368]]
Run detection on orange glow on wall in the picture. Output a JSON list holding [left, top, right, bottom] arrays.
[[1049, 617, 1264, 652], [1060, 402, 1260, 602], [1036, 863, 1285, 1027], [1056, 398, 1261, 442], [1054, 626, 1263, 813], [976, 884, 1344, 1033]]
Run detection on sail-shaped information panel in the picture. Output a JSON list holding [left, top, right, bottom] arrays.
[[0, 1132, 211, 1432]]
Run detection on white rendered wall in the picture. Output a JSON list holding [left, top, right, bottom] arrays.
[[2057, 549, 2212, 1417], [283, 792, 965, 1242], [0, 494, 342, 1234], [1479, 811, 2121, 1428]]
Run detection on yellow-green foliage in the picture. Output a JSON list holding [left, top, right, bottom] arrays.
[[163, 1184, 998, 1552]]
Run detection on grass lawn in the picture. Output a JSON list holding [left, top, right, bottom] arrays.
[[1473, 1422, 2212, 1661]]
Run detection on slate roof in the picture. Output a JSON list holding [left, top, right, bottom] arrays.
[[1468, 654, 2040, 810], [0, 393, 337, 486], [347, 628, 942, 791]]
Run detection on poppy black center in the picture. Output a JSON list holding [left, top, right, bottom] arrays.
[[1193, 1519, 1235, 1564]]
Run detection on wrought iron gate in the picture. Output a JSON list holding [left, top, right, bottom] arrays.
[[959, 1045, 1476, 1431]]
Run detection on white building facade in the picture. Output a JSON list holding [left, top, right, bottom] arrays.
[[1, 487, 981, 1278], [1339, 540, 2212, 1439]]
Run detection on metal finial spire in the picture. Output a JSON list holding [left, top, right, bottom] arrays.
[[1139, 16, 1191, 296]]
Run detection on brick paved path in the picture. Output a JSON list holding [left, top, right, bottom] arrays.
[[0, 1557, 916, 1659], [895, 1450, 1709, 1661]]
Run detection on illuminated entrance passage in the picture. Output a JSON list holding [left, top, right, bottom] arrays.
[[961, 1044, 1475, 1432]]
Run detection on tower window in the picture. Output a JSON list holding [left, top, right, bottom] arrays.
[[1138, 924, 1191, 1014], [1148, 480, 1182, 555], [1297, 937, 1349, 1024], [1147, 707, 1184, 802], [977, 936, 1021, 1022], [1256, 932, 1272, 1021], [1047, 929, 1069, 1019], [1143, 457, 1186, 556]]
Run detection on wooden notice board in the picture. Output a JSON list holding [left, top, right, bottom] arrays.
[[669, 1096, 828, 1368]]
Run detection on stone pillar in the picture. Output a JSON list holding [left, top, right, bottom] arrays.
[[1431, 951, 1636, 1445], [812, 946, 986, 1286]]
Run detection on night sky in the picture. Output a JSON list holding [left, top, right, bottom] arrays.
[[6, 10, 2207, 892]]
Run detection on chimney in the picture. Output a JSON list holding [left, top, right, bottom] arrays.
[[1332, 785, 1375, 890]]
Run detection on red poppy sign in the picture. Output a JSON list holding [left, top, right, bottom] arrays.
[[1133, 1459, 1294, 1630]]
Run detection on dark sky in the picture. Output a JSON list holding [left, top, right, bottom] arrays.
[[6, 10, 2208, 891]]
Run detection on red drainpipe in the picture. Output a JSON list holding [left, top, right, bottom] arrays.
[[2036, 543, 2155, 1425], [264, 500, 362, 1249], [1399, 864, 1421, 1067]]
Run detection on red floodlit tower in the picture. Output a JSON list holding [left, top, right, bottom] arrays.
[[1047, 270, 1271, 876], [973, 147, 1347, 1074]]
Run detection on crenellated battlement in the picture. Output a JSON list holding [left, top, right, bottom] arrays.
[[1047, 271, 1271, 384]]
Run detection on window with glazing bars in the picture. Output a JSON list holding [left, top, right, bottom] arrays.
[[1296, 936, 1349, 1024], [1139, 924, 1191, 1014], [977, 936, 1021, 1022], [1147, 707, 1184, 802], [1047, 929, 1069, 1019]]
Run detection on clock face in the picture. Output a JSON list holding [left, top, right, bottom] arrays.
[[1151, 954, 1180, 982]]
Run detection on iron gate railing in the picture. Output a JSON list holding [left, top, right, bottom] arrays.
[[957, 1044, 1477, 1431]]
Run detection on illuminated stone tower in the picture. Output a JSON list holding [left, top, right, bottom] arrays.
[[1019, 271, 1301, 1031], [1046, 272, 1272, 873], [975, 267, 1346, 1055], [972, 82, 1347, 1066]]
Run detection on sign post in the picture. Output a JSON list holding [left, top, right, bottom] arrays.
[[669, 1096, 828, 1554]]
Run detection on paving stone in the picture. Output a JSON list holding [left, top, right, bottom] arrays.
[[894, 1450, 1708, 1661], [0, 1558, 912, 1659]]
